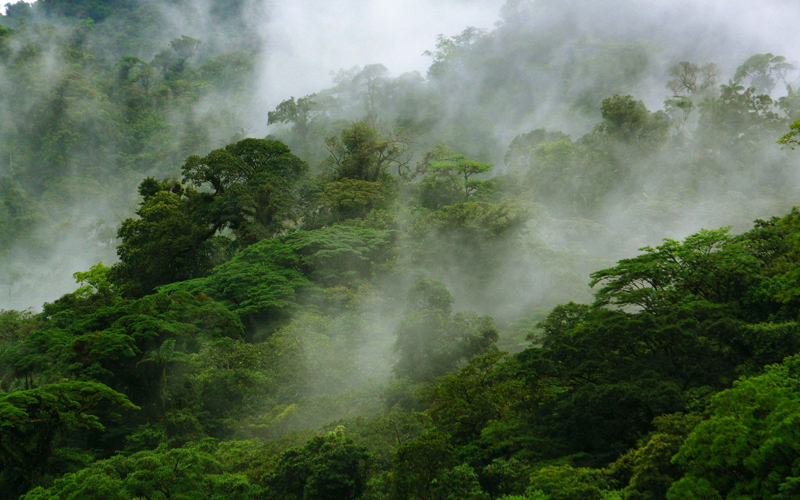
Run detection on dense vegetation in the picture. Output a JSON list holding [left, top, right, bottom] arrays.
[[3, 0, 800, 499]]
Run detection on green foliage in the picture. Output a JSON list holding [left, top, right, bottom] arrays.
[[696, 77, 787, 148], [778, 118, 800, 149], [8, 190, 800, 500], [323, 121, 410, 183], [511, 213, 800, 463], [71, 263, 114, 299], [109, 179, 217, 297], [733, 53, 795, 94], [181, 138, 308, 245], [393, 279, 499, 383], [589, 228, 750, 311], [0, 310, 39, 390], [160, 224, 394, 327], [421, 150, 493, 206], [158, 237, 309, 328], [668, 354, 800, 500], [503, 133, 623, 217], [2, 288, 246, 443], [283, 225, 395, 287], [320, 411, 432, 474], [401, 199, 544, 321], [424, 26, 487, 80], [0, 178, 48, 266], [111, 138, 306, 296], [266, 427, 371, 500], [505, 129, 571, 172], [37, 0, 138, 22], [666, 61, 720, 96], [596, 94, 670, 143], [0, 4, 266, 297], [431, 201, 529, 238], [433, 463, 490, 500], [21, 439, 266, 500], [421, 352, 523, 445], [608, 413, 701, 500], [268, 95, 319, 139], [303, 177, 394, 229], [392, 430, 454, 500], [4, 1, 33, 21], [526, 465, 612, 500], [4, 6, 800, 500], [0, 381, 137, 499]]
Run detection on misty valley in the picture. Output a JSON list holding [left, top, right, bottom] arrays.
[[3, 1, 800, 499]]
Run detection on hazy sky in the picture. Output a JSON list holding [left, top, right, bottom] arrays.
[[256, 0, 505, 107], [0, 2, 24, 15], [250, 0, 800, 111], [2, 0, 800, 311]]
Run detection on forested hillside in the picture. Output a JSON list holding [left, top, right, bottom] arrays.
[[2, 0, 800, 499]]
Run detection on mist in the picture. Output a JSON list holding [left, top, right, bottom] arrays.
[[4, 2, 800, 498], [0, 0, 798, 426], [1, 0, 799, 411], [0, 0, 507, 310], [256, 0, 505, 108], [0, 0, 797, 405]]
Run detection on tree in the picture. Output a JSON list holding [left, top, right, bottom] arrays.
[[420, 352, 523, 445], [268, 94, 319, 141], [526, 465, 612, 500], [512, 214, 800, 461], [664, 97, 694, 134], [267, 427, 371, 500], [4, 1, 32, 20], [21, 440, 266, 500], [199, 50, 256, 93], [424, 152, 493, 203], [392, 430, 454, 500], [424, 26, 487, 79], [111, 139, 307, 296], [0, 382, 137, 500], [36, 0, 138, 22], [353, 64, 389, 115], [607, 412, 701, 500], [152, 35, 202, 79], [666, 61, 719, 96], [109, 178, 217, 297], [778, 86, 800, 118], [596, 94, 669, 143], [588, 228, 761, 312], [431, 464, 490, 500], [329, 64, 390, 116], [158, 237, 311, 330], [668, 354, 800, 500], [393, 279, 498, 383], [323, 121, 410, 183], [182, 138, 308, 245], [778, 119, 800, 149], [159, 223, 394, 334], [0, 310, 39, 392], [302, 177, 393, 228], [136, 338, 186, 418], [733, 53, 795, 95], [504, 129, 570, 172], [696, 77, 785, 147]]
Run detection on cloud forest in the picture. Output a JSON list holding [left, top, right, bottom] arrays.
[[2, 1, 800, 499]]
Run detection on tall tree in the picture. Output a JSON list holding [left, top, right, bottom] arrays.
[[182, 138, 308, 245], [323, 121, 410, 183], [0, 382, 137, 500], [109, 178, 217, 297], [393, 279, 498, 383], [427, 152, 492, 202]]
